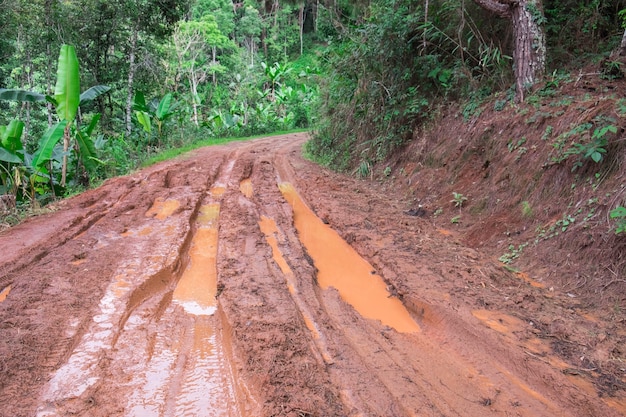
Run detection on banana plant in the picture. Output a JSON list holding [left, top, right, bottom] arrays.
[[0, 119, 61, 201], [0, 120, 25, 197], [261, 62, 292, 100], [0, 44, 110, 188], [132, 91, 178, 146]]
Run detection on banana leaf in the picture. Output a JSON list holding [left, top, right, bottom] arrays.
[[132, 91, 149, 112], [0, 88, 46, 102], [156, 93, 173, 120], [135, 110, 152, 134], [75, 114, 101, 172], [0, 148, 22, 164], [1, 120, 24, 154], [54, 45, 80, 122], [31, 121, 67, 168], [80, 85, 111, 106]]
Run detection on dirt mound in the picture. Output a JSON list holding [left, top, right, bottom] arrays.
[[381, 70, 626, 403], [0, 133, 624, 416]]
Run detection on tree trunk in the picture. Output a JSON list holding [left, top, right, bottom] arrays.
[[510, 0, 545, 102], [190, 71, 199, 127], [472, 0, 546, 102], [212, 46, 217, 86], [61, 122, 71, 187], [262, 27, 268, 57], [619, 28, 626, 56], [46, 43, 54, 128], [299, 3, 304, 56], [423, 0, 429, 53], [125, 26, 138, 137]]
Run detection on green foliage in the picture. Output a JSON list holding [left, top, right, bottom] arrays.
[[499, 243, 528, 264], [521, 201, 533, 217], [610, 206, 626, 234], [0, 89, 45, 102], [0, 120, 25, 158], [508, 137, 527, 152], [526, 2, 547, 26], [308, 0, 510, 169], [75, 114, 102, 173], [547, 117, 618, 170], [567, 123, 617, 169], [0, 44, 111, 202], [355, 160, 371, 179], [80, 86, 112, 106], [462, 88, 492, 121], [133, 92, 179, 144], [451, 192, 468, 208], [542, 125, 554, 140], [620, 9, 626, 27], [544, 0, 625, 68]]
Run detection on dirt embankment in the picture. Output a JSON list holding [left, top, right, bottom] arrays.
[[0, 133, 624, 416]]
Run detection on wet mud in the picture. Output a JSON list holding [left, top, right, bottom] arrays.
[[0, 133, 624, 416]]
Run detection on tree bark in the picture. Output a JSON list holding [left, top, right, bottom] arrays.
[[190, 71, 199, 126], [619, 28, 626, 56], [472, 0, 545, 101], [125, 25, 138, 138], [510, 0, 545, 101], [424, 0, 429, 53], [299, 3, 305, 56], [212, 46, 217, 86], [61, 122, 71, 187]]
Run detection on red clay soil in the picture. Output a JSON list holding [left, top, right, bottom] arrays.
[[0, 133, 625, 416]]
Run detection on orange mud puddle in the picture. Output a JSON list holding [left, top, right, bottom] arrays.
[[0, 285, 11, 302], [239, 178, 253, 199], [173, 204, 220, 316], [279, 182, 420, 333], [145, 198, 180, 220], [210, 186, 226, 198]]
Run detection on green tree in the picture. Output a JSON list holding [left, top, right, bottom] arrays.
[[237, 6, 264, 66], [173, 16, 230, 125]]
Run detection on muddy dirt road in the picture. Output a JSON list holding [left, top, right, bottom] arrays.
[[0, 133, 624, 416]]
